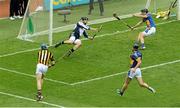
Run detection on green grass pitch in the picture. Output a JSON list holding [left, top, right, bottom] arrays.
[[0, 15, 180, 106]]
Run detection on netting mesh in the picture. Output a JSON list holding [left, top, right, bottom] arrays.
[[17, 0, 49, 42]]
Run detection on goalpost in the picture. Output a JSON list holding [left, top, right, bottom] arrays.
[[178, 0, 180, 20], [49, 0, 53, 46]]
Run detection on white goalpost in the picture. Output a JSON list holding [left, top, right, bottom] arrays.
[[178, 0, 180, 20], [49, 0, 53, 46], [145, 0, 157, 14], [145, 0, 151, 9]]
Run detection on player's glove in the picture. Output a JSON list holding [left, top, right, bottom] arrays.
[[51, 61, 55, 66], [48, 61, 55, 68]]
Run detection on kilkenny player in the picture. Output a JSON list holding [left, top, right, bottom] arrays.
[[132, 9, 156, 49], [54, 17, 99, 57], [35, 44, 55, 101], [117, 45, 156, 96]]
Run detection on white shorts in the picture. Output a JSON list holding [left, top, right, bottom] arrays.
[[69, 36, 81, 44], [36, 63, 48, 75], [128, 68, 142, 79], [142, 27, 156, 36]]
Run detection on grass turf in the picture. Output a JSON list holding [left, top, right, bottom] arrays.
[[0, 11, 180, 107]]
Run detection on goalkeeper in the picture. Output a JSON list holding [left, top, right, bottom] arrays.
[[55, 17, 99, 57]]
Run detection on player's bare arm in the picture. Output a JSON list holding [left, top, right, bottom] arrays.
[[133, 13, 148, 18]]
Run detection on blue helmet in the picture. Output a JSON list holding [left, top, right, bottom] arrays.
[[141, 9, 148, 13], [41, 44, 48, 50]]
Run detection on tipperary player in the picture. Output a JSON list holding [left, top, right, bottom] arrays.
[[54, 17, 99, 57], [35, 44, 55, 101], [117, 45, 156, 96], [132, 9, 156, 49]]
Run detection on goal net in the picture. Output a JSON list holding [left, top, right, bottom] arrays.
[[17, 0, 178, 46], [17, 0, 52, 44]]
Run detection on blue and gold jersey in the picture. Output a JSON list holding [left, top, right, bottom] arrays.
[[130, 51, 142, 68], [143, 13, 156, 28]]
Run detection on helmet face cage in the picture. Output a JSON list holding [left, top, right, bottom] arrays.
[[81, 17, 89, 21], [133, 44, 139, 50], [41, 44, 48, 50]]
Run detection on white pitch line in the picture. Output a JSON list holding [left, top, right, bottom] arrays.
[[0, 20, 178, 58], [0, 59, 180, 86], [0, 91, 64, 108], [0, 67, 70, 85], [0, 48, 39, 58], [70, 59, 180, 85]]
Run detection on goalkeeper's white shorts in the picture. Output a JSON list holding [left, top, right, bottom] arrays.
[[36, 63, 48, 75], [128, 68, 142, 79], [69, 36, 81, 44], [142, 27, 156, 36]]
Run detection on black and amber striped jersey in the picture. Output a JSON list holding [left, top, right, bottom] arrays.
[[37, 49, 54, 66]]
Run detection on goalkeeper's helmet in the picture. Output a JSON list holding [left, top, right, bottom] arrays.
[[141, 9, 149, 13], [41, 44, 48, 50], [81, 17, 89, 21]]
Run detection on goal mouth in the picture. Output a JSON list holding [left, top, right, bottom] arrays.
[[17, 0, 179, 45]]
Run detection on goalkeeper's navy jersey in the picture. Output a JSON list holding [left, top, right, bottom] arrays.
[[72, 21, 90, 39], [130, 51, 142, 68], [143, 13, 156, 28], [38, 49, 54, 66]]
